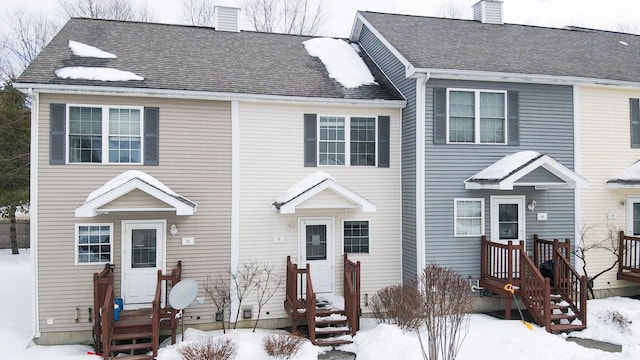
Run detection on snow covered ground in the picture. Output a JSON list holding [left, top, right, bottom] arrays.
[[2, 248, 640, 359]]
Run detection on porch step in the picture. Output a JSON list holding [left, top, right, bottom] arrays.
[[111, 331, 153, 341], [110, 341, 153, 353], [550, 323, 586, 333], [107, 355, 153, 360], [314, 338, 354, 347]]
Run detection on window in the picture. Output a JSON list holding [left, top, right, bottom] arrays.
[[68, 105, 143, 164], [448, 90, 506, 144], [318, 116, 377, 166], [344, 220, 370, 253], [76, 224, 113, 264], [454, 199, 484, 237], [628, 197, 640, 235]]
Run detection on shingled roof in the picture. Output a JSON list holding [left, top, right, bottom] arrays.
[[357, 11, 640, 84], [17, 18, 403, 102]]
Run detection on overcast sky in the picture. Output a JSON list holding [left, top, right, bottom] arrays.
[[2, 0, 640, 37]]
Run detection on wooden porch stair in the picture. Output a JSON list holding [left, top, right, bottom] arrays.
[[481, 235, 586, 333], [92, 261, 182, 360], [284, 255, 361, 347]]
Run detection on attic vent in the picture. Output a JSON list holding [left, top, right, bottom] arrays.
[[214, 6, 240, 32], [472, 0, 503, 25]]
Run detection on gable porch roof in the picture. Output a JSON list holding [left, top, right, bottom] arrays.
[[75, 170, 197, 217], [465, 151, 588, 190], [273, 171, 376, 214]]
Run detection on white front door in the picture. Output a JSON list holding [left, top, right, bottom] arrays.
[[122, 220, 165, 308], [300, 218, 334, 294], [490, 196, 526, 245]]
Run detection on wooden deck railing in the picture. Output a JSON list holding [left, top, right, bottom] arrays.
[[343, 255, 360, 334], [553, 244, 587, 328], [92, 264, 114, 356], [100, 283, 114, 359], [285, 256, 308, 334], [618, 232, 640, 282], [480, 237, 523, 288], [520, 250, 551, 332], [305, 263, 317, 344], [152, 261, 182, 357], [533, 235, 570, 267]]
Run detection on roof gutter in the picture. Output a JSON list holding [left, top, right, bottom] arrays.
[[411, 68, 640, 89], [12, 82, 407, 108]]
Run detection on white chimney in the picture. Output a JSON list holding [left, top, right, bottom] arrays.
[[472, 0, 503, 25], [214, 6, 240, 32]]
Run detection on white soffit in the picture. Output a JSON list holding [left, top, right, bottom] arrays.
[[75, 170, 197, 217], [273, 171, 376, 214], [465, 151, 588, 190]]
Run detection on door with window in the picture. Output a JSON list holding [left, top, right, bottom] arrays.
[[626, 198, 640, 268], [122, 220, 165, 308], [490, 196, 525, 276], [300, 218, 334, 294]]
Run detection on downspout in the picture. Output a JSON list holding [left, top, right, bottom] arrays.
[[230, 100, 240, 323], [415, 74, 430, 277], [29, 89, 41, 338]]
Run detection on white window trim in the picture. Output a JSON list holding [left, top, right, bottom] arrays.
[[66, 104, 145, 165], [317, 114, 379, 167], [446, 88, 508, 145], [342, 219, 372, 254], [75, 223, 114, 265], [627, 196, 640, 235], [453, 198, 485, 237]]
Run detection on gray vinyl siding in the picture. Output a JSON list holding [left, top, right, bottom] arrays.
[[424, 80, 575, 279], [358, 25, 418, 283]]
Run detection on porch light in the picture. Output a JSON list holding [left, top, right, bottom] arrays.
[[170, 224, 178, 237], [527, 200, 537, 212]]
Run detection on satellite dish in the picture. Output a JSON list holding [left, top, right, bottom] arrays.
[[169, 278, 198, 310]]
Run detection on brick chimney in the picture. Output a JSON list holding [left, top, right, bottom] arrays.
[[472, 0, 503, 25]]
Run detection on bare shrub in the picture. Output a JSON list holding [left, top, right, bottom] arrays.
[[204, 273, 231, 334], [609, 310, 631, 332], [253, 263, 283, 332], [418, 265, 473, 360], [262, 334, 305, 359], [369, 284, 422, 331], [178, 337, 237, 360]]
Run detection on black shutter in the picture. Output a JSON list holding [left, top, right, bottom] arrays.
[[304, 113, 317, 167], [631, 98, 640, 148], [50, 103, 66, 165], [433, 88, 447, 144], [378, 116, 390, 168], [507, 91, 519, 145], [144, 107, 159, 165]]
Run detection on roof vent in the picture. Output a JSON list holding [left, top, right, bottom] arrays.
[[472, 0, 503, 24], [214, 6, 240, 32]]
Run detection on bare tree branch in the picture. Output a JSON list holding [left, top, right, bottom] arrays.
[[435, 0, 467, 19], [58, 0, 155, 21], [241, 0, 325, 35], [181, 0, 215, 26]]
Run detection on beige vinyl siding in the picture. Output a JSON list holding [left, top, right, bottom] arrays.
[[238, 101, 402, 320], [579, 86, 640, 292], [37, 94, 231, 335]]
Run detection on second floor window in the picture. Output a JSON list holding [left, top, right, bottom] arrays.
[[68, 105, 143, 164], [448, 90, 506, 144], [319, 115, 377, 166]]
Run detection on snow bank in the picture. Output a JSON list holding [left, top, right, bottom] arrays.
[[55, 67, 144, 81], [68, 40, 117, 59], [303, 38, 376, 88]]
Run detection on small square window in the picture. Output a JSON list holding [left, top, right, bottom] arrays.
[[454, 199, 484, 237], [76, 224, 113, 264], [344, 220, 370, 253]]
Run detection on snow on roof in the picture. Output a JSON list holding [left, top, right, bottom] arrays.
[[86, 170, 176, 203], [608, 160, 640, 182], [303, 38, 376, 88], [471, 151, 542, 180], [68, 40, 117, 58], [275, 171, 334, 205], [55, 66, 144, 81]]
